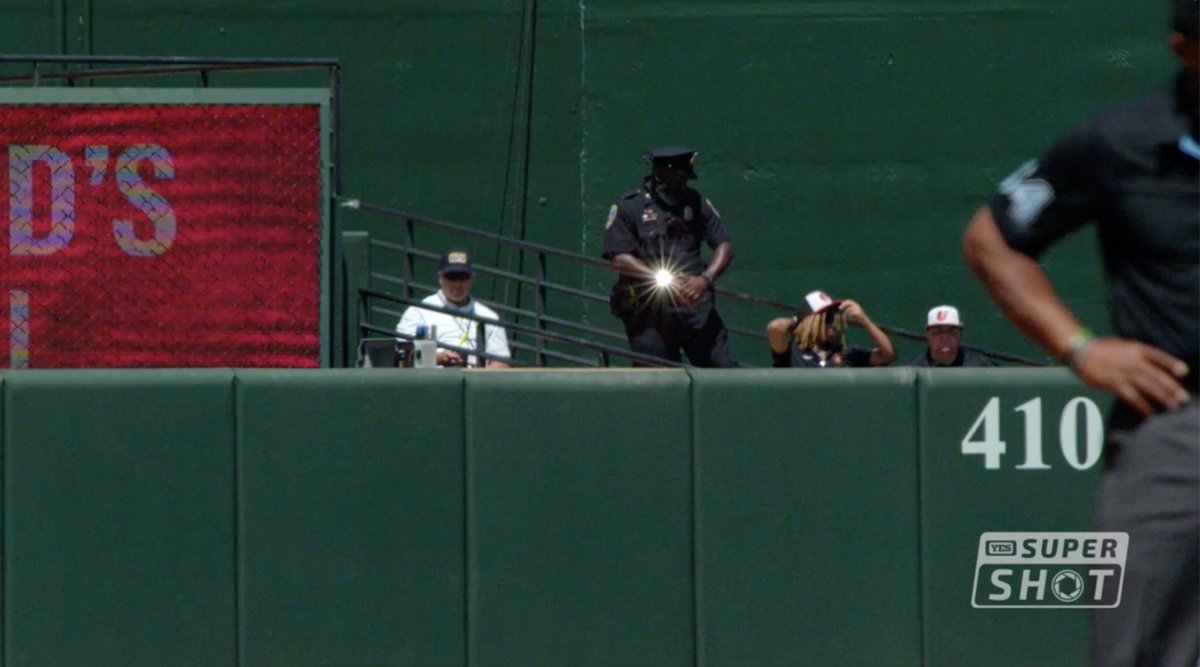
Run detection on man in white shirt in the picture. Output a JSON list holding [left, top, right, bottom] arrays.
[[396, 250, 512, 368]]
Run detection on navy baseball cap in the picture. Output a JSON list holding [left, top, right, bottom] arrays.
[[439, 250, 473, 277], [645, 147, 699, 179]]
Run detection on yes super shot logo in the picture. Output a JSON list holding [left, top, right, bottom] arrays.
[[972, 532, 1128, 608]]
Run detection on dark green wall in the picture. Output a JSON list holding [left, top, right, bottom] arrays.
[[0, 1, 1173, 362], [693, 368, 922, 666], [4, 370, 237, 666], [0, 367, 1113, 666], [236, 371, 466, 666]]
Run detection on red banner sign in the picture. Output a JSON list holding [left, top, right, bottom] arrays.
[[1, 104, 322, 368]]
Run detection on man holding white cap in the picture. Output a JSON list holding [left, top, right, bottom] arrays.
[[909, 305, 996, 368]]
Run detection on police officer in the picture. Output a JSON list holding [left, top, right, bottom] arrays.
[[601, 147, 736, 367], [963, 3, 1198, 665]]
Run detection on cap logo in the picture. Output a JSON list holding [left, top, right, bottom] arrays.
[[927, 305, 961, 327], [447, 251, 468, 265], [803, 289, 839, 316]]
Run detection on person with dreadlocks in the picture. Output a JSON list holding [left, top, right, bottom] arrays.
[[766, 290, 896, 368]]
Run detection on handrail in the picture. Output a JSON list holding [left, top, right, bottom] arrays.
[[0, 56, 340, 86], [365, 283, 626, 343], [345, 197, 1047, 366], [0, 64, 333, 86], [0, 55, 341, 66], [369, 240, 610, 305], [359, 325, 534, 368], [360, 288, 687, 368], [345, 197, 791, 312]]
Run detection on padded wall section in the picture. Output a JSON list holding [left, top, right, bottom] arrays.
[[2, 370, 236, 666], [236, 370, 466, 667], [691, 368, 922, 667], [919, 368, 1110, 667], [465, 370, 694, 667], [0, 366, 1117, 665]]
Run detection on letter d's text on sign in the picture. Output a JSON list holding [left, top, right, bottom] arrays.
[[1, 104, 322, 367]]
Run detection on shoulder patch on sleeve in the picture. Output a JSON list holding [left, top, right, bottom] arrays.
[[605, 204, 619, 229], [998, 160, 1055, 229]]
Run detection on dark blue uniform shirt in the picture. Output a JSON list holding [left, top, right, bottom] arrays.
[[601, 178, 731, 327]]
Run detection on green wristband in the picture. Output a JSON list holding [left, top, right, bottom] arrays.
[[1064, 328, 1095, 370]]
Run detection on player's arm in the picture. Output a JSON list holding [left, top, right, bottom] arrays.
[[962, 207, 1081, 359], [963, 206, 1189, 416], [840, 300, 895, 366], [766, 316, 797, 355]]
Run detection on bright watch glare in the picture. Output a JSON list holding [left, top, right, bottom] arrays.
[[639, 241, 688, 313]]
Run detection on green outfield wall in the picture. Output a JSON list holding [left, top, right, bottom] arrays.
[[0, 1, 1177, 365], [0, 367, 1113, 666]]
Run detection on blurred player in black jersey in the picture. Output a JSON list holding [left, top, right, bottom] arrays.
[[963, 3, 1199, 665]]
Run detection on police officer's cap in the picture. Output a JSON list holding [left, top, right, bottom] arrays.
[[645, 146, 699, 180]]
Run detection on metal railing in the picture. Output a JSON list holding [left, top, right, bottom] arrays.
[[341, 197, 1047, 368], [359, 290, 685, 368], [0, 55, 339, 87]]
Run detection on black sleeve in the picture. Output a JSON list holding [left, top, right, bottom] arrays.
[[699, 197, 733, 249], [845, 346, 874, 367], [988, 125, 1108, 258], [601, 200, 639, 260], [963, 350, 999, 368]]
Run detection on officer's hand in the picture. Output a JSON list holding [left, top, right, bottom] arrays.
[[437, 349, 465, 367], [674, 275, 709, 307], [840, 300, 868, 327], [1073, 338, 1190, 417]]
